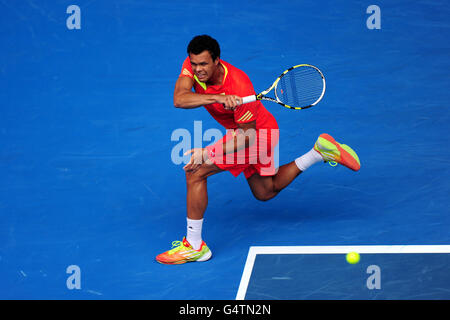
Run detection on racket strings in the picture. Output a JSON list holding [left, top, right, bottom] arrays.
[[276, 67, 324, 107]]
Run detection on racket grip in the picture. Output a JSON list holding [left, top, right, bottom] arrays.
[[241, 95, 257, 105]]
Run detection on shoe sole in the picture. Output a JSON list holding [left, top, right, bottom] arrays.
[[156, 249, 212, 265]]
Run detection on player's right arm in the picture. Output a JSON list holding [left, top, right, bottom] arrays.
[[173, 76, 218, 109], [173, 76, 241, 109]]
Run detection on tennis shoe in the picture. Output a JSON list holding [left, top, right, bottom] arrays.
[[156, 237, 212, 265], [314, 133, 361, 171]]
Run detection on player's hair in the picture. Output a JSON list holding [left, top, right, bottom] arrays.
[[187, 35, 221, 61]]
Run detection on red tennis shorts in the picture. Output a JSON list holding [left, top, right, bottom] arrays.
[[206, 128, 279, 179]]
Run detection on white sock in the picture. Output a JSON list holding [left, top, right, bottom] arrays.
[[186, 218, 203, 250], [295, 148, 323, 171]]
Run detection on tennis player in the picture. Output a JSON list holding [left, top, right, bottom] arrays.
[[156, 35, 360, 264]]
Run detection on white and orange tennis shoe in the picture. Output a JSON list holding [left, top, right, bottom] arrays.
[[156, 237, 212, 265]]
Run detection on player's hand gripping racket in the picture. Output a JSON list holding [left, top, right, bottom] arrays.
[[241, 64, 326, 110]]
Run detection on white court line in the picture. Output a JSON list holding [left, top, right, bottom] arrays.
[[235, 245, 450, 300]]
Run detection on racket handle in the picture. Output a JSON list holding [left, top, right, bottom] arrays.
[[241, 95, 257, 105]]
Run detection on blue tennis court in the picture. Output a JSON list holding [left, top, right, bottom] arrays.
[[238, 246, 450, 300], [1, 0, 449, 299]]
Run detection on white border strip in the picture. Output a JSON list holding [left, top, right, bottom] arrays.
[[236, 245, 450, 300]]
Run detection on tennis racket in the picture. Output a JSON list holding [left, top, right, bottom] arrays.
[[241, 64, 326, 110]]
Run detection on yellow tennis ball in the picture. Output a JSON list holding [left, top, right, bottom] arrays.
[[346, 252, 360, 264]]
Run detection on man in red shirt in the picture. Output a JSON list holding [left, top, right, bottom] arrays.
[[156, 35, 360, 264]]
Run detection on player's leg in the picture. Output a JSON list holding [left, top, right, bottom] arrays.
[[245, 127, 308, 201], [156, 162, 223, 265], [185, 162, 224, 220], [184, 162, 223, 250], [246, 162, 302, 201], [247, 133, 361, 201]]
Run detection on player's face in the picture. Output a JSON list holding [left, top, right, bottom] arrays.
[[189, 50, 219, 83]]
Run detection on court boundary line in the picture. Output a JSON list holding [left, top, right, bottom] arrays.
[[235, 245, 450, 300]]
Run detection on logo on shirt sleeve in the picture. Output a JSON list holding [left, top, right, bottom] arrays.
[[182, 68, 193, 77], [237, 110, 254, 122]]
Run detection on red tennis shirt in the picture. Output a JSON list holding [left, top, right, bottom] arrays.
[[179, 57, 278, 131]]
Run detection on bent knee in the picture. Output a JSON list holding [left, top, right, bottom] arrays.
[[185, 169, 207, 183], [253, 191, 276, 202], [185, 163, 221, 183]]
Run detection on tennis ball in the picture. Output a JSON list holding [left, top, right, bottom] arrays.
[[346, 252, 360, 264]]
